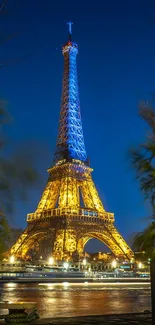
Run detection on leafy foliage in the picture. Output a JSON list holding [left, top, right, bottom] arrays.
[[0, 102, 40, 216], [0, 0, 7, 11], [130, 103, 155, 256], [130, 103, 155, 209], [0, 215, 11, 253], [0, 1, 40, 255], [0, 102, 41, 255], [133, 222, 155, 258]]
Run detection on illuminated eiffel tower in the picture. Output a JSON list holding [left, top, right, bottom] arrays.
[[10, 23, 133, 261]]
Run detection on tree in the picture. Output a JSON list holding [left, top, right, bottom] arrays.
[[0, 101, 41, 254], [0, 0, 7, 11], [130, 102, 155, 323], [130, 102, 155, 256], [0, 1, 43, 255], [133, 222, 155, 259]]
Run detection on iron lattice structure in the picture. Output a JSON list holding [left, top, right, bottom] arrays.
[[10, 26, 133, 261], [54, 40, 87, 164]]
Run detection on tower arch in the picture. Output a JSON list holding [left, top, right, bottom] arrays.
[[11, 231, 47, 259], [77, 232, 128, 258]]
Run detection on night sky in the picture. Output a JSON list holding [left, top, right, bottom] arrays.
[[1, 0, 155, 252]]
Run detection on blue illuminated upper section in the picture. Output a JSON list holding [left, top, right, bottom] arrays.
[[53, 37, 88, 165]]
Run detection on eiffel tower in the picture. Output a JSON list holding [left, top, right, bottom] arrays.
[[10, 23, 133, 261]]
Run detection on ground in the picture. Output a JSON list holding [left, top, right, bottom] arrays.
[[34, 312, 152, 325]]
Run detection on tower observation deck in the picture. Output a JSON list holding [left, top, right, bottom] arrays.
[[10, 24, 133, 262]]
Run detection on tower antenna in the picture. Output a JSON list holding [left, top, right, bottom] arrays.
[[67, 22, 73, 41]]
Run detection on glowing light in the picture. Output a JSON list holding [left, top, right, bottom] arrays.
[[63, 262, 69, 269], [111, 260, 117, 268], [48, 257, 54, 265], [54, 34, 87, 165], [138, 262, 142, 269], [6, 283, 17, 288], [83, 258, 86, 265], [9, 256, 15, 264], [63, 282, 69, 287]]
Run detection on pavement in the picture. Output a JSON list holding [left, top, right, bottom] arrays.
[[34, 312, 152, 324]]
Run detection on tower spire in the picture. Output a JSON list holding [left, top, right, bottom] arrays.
[[67, 21, 73, 41], [53, 23, 88, 165]]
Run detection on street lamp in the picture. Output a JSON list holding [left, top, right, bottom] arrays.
[[83, 258, 86, 266], [138, 262, 142, 269], [9, 255, 15, 264], [111, 260, 117, 268], [48, 257, 54, 265], [63, 262, 69, 270]]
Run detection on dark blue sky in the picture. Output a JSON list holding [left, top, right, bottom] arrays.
[[1, 0, 155, 252]]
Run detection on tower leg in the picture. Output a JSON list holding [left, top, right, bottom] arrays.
[[107, 224, 133, 260], [10, 224, 47, 260], [53, 228, 77, 261]]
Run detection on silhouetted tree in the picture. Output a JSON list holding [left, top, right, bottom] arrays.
[[130, 103, 155, 256], [0, 1, 42, 254], [0, 0, 7, 11], [0, 101, 41, 254]]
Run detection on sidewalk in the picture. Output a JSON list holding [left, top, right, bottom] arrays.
[[34, 312, 152, 324]]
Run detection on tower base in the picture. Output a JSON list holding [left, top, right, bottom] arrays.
[[10, 208, 133, 261]]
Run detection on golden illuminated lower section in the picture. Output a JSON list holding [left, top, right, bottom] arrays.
[[35, 164, 105, 215], [10, 162, 134, 261], [58, 177, 79, 208], [53, 229, 77, 260], [10, 223, 133, 260], [36, 180, 60, 212], [81, 179, 105, 212], [27, 208, 114, 222]]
